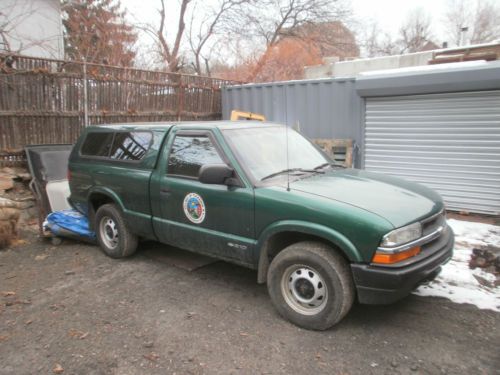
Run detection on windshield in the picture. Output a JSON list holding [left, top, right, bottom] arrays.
[[222, 126, 330, 182]]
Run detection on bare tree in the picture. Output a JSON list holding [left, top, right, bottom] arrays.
[[444, 0, 469, 45], [398, 8, 434, 54], [235, 0, 350, 81], [158, 0, 190, 72], [139, 0, 191, 72], [358, 21, 398, 57], [0, 0, 56, 57], [470, 1, 500, 43], [445, 0, 500, 46], [187, 0, 247, 76]]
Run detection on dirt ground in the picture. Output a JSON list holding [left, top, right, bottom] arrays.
[[0, 233, 499, 375]]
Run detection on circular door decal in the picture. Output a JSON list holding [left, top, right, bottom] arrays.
[[183, 193, 206, 224]]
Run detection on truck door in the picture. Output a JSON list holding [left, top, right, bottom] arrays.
[[152, 128, 255, 266]]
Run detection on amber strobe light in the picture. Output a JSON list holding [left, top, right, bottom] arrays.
[[372, 246, 421, 264]]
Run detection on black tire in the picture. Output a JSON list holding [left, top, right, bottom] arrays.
[[267, 241, 355, 330], [95, 203, 138, 258]]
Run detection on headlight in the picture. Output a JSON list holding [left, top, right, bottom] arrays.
[[373, 222, 423, 264], [380, 222, 422, 248]]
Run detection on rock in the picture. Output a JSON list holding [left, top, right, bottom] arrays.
[[143, 341, 154, 348], [0, 198, 20, 249], [1, 167, 16, 175], [474, 257, 487, 267], [52, 237, 63, 246], [16, 173, 31, 182], [470, 247, 500, 276], [0, 175, 14, 192], [53, 363, 64, 373]]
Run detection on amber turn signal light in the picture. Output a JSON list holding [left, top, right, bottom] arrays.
[[372, 246, 421, 265]]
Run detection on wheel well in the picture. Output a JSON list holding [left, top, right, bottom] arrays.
[[257, 231, 349, 284], [88, 193, 114, 229]]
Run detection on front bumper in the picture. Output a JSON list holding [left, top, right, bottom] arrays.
[[351, 225, 454, 305]]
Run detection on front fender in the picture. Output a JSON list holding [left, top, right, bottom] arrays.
[[256, 220, 362, 283]]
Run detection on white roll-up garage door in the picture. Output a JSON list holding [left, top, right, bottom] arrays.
[[364, 90, 500, 215]]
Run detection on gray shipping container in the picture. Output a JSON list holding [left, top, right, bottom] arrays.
[[222, 78, 364, 165]]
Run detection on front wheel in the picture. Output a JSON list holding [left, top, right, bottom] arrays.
[[95, 204, 138, 258], [267, 241, 355, 330]]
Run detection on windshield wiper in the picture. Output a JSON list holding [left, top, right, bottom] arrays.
[[314, 162, 346, 170], [261, 168, 320, 181]]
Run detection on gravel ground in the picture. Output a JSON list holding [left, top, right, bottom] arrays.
[[0, 235, 499, 375]]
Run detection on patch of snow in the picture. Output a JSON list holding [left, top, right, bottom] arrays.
[[413, 219, 500, 312], [359, 60, 489, 77]]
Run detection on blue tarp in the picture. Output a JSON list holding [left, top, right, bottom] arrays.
[[44, 209, 96, 242]]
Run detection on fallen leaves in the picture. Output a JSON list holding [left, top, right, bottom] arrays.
[[0, 335, 9, 342], [68, 329, 89, 340], [11, 239, 28, 247], [2, 291, 15, 297], [35, 254, 49, 261], [143, 352, 159, 362], [53, 363, 64, 373]]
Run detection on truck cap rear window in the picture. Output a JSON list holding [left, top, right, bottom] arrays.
[[80, 131, 153, 161], [81, 132, 114, 157]]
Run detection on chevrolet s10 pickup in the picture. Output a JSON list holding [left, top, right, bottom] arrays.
[[68, 121, 454, 330]]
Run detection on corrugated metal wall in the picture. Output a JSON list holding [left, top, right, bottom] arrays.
[[364, 90, 500, 215], [222, 79, 364, 165]]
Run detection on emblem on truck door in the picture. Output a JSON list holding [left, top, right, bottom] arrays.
[[183, 193, 206, 224]]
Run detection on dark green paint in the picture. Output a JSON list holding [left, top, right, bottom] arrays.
[[69, 121, 445, 269]]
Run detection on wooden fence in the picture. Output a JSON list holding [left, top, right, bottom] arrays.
[[0, 54, 238, 164]]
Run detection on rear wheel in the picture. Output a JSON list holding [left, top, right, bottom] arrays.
[[267, 241, 355, 330], [95, 204, 138, 258]]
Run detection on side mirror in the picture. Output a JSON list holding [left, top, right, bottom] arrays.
[[199, 164, 237, 186]]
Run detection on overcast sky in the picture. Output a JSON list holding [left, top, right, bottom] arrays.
[[122, 0, 451, 41], [351, 0, 448, 40]]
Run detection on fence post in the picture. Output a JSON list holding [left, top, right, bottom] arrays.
[[177, 75, 185, 121], [83, 61, 89, 127]]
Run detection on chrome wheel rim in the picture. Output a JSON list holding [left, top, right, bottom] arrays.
[[281, 265, 328, 315], [100, 216, 119, 249]]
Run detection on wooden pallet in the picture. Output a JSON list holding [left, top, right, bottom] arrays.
[[313, 139, 354, 168]]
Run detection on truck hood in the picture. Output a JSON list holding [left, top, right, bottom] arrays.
[[289, 169, 443, 228]]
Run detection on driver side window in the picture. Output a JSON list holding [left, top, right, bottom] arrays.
[[167, 134, 223, 178]]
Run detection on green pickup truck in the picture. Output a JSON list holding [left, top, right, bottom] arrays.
[[68, 121, 454, 330]]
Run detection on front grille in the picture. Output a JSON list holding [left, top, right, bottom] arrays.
[[421, 210, 446, 237], [419, 210, 447, 257]]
